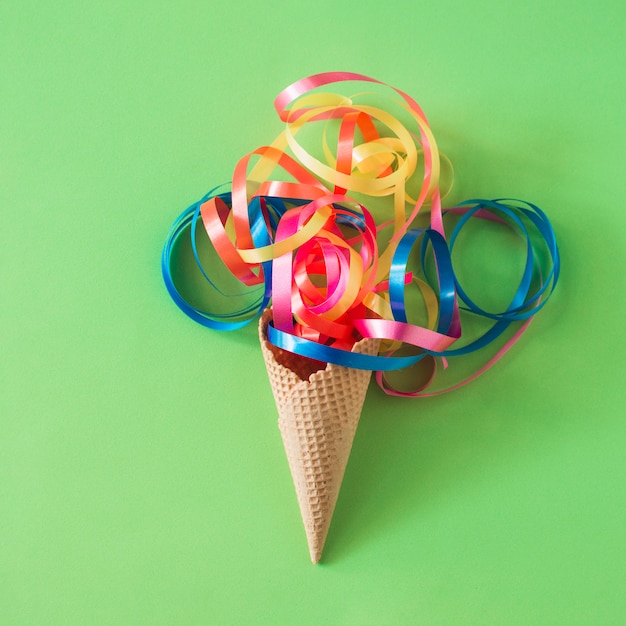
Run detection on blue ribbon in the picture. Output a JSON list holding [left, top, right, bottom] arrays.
[[163, 194, 560, 372]]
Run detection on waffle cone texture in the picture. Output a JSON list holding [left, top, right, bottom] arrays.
[[259, 309, 378, 563]]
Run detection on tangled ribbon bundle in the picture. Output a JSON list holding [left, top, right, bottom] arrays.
[[162, 72, 560, 396]]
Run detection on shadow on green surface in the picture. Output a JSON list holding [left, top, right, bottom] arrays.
[[319, 365, 565, 564]]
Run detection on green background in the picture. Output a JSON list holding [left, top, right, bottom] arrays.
[[2, 1, 625, 624]]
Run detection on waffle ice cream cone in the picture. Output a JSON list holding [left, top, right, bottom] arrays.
[[259, 309, 379, 563]]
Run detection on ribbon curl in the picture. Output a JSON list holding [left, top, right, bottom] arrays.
[[162, 72, 560, 395]]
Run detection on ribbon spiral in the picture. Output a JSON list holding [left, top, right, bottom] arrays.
[[162, 72, 560, 395]]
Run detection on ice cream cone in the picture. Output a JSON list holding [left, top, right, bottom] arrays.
[[259, 309, 378, 563]]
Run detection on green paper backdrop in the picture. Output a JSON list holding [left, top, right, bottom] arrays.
[[2, 1, 624, 624]]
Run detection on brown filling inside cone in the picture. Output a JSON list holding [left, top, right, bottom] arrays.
[[264, 341, 327, 382]]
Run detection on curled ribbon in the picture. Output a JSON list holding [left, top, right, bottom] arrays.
[[162, 72, 560, 395]]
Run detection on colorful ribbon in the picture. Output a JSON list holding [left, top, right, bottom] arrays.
[[162, 72, 560, 395]]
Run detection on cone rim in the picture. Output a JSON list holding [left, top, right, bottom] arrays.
[[259, 308, 378, 384]]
